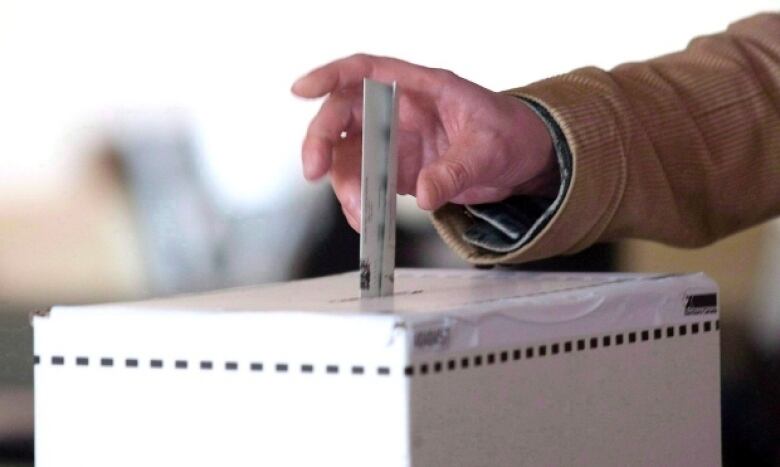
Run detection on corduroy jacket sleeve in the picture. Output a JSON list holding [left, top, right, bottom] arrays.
[[431, 12, 780, 265]]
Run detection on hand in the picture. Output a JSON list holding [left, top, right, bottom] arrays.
[[292, 54, 557, 232]]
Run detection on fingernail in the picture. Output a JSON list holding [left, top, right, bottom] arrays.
[[291, 77, 305, 94], [302, 148, 320, 180], [343, 206, 360, 232], [416, 176, 436, 210], [302, 160, 316, 180], [347, 196, 360, 220]]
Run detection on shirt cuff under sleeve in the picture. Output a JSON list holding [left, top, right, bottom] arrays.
[[460, 98, 573, 253]]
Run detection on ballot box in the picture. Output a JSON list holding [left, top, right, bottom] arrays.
[[32, 269, 721, 466]]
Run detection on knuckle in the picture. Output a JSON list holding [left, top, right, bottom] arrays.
[[344, 53, 376, 81], [432, 68, 458, 83], [348, 53, 373, 65], [441, 160, 470, 194], [306, 111, 323, 133]]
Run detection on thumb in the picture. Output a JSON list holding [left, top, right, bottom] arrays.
[[416, 132, 483, 211]]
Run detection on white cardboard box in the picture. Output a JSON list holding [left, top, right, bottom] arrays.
[[33, 269, 721, 466]]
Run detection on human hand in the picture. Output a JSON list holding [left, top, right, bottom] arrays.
[[292, 54, 557, 232]]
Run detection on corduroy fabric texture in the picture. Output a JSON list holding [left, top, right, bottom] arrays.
[[432, 12, 780, 265]]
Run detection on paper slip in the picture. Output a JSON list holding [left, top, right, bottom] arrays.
[[359, 79, 398, 298]]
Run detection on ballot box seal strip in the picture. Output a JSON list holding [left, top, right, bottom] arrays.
[[33, 320, 718, 378]]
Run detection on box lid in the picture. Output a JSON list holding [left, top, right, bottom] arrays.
[[34, 269, 717, 357]]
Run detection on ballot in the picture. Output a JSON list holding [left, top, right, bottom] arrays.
[[33, 269, 721, 466], [360, 78, 398, 298]]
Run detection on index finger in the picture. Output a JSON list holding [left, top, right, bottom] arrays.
[[291, 54, 444, 98]]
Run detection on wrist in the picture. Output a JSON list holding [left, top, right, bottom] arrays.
[[509, 97, 559, 198]]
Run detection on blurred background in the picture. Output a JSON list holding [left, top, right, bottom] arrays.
[[1, 1, 778, 465]]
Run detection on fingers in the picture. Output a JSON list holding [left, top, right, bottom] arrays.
[[396, 131, 423, 195], [416, 131, 486, 210], [330, 130, 424, 231], [292, 54, 446, 99], [330, 135, 363, 232], [341, 204, 361, 232], [301, 90, 362, 180]]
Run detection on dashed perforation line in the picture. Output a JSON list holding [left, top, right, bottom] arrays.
[[33, 320, 718, 378], [37, 356, 391, 377], [402, 320, 719, 378]]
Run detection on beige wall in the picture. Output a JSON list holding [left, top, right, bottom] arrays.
[[0, 154, 146, 307], [619, 223, 770, 321]]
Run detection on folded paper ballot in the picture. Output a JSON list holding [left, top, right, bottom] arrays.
[[33, 269, 721, 466]]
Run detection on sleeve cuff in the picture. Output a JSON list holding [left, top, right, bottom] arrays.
[[432, 69, 628, 265], [460, 98, 573, 253]]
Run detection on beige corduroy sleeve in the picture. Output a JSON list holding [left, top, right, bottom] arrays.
[[431, 13, 780, 265]]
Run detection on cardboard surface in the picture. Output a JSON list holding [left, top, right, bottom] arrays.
[[33, 269, 721, 466]]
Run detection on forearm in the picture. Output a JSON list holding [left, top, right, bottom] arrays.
[[434, 12, 780, 264]]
